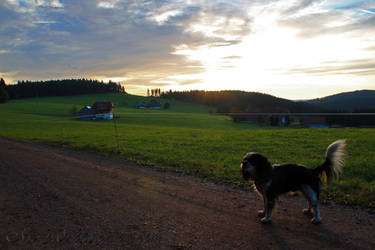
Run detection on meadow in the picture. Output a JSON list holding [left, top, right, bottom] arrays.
[[0, 93, 374, 209]]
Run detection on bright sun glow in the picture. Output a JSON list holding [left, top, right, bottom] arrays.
[[171, 3, 375, 99]]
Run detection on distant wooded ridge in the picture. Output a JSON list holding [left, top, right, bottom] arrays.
[[161, 89, 375, 113], [3, 79, 125, 99], [160, 90, 325, 113], [160, 90, 375, 126], [2, 77, 374, 114], [306, 90, 375, 112]]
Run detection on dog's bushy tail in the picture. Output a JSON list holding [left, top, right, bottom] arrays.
[[314, 139, 346, 183]]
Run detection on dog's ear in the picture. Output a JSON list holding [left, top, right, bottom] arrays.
[[248, 153, 273, 179], [251, 153, 271, 168]]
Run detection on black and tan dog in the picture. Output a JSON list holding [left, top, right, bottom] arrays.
[[241, 140, 346, 224]]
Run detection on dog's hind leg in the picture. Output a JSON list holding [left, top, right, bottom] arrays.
[[302, 202, 313, 216], [258, 210, 265, 218], [301, 193, 313, 216], [301, 185, 321, 224]]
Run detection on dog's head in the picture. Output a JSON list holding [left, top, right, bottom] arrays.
[[241, 152, 271, 181]]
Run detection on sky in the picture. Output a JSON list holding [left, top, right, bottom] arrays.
[[0, 0, 374, 100]]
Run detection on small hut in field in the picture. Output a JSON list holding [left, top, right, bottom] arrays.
[[78, 102, 115, 120], [92, 102, 114, 120]]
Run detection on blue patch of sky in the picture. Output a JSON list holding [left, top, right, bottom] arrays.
[[0, 4, 17, 23], [47, 13, 87, 33], [322, 0, 368, 10], [16, 0, 28, 8], [16, 42, 45, 58]]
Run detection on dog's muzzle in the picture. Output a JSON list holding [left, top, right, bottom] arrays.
[[242, 171, 251, 180], [241, 163, 251, 180], [241, 162, 255, 181]]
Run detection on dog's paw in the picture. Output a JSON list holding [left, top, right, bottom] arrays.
[[258, 210, 265, 218], [311, 218, 321, 224], [302, 208, 313, 216], [260, 217, 272, 224]]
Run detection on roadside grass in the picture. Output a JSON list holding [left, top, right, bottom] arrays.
[[0, 93, 374, 209]]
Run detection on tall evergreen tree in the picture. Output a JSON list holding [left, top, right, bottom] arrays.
[[0, 78, 9, 103]]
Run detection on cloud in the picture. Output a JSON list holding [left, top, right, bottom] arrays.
[[183, 2, 252, 43], [37, 0, 64, 9], [0, 0, 253, 87], [4, 0, 64, 12], [221, 56, 242, 60], [282, 0, 320, 15], [283, 59, 375, 76], [278, 0, 375, 38], [1, 0, 374, 98], [97, 1, 118, 9]]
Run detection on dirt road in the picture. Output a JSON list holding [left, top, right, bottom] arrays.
[[1, 138, 375, 249]]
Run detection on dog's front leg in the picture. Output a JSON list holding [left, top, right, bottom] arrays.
[[260, 194, 275, 224], [257, 192, 265, 218]]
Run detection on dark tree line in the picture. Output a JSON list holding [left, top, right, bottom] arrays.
[[325, 109, 375, 127], [0, 78, 10, 103], [4, 79, 125, 99], [161, 90, 324, 113], [161, 90, 375, 127]]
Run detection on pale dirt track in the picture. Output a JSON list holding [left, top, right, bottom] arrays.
[[1, 138, 375, 249]]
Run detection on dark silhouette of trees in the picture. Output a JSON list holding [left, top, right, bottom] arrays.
[[5, 79, 125, 99], [325, 110, 375, 127], [160, 90, 375, 127], [161, 90, 324, 114], [0, 78, 6, 88], [0, 78, 9, 103]]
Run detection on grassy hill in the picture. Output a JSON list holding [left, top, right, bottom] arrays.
[[307, 90, 375, 111], [2, 93, 250, 130], [13, 93, 213, 114], [0, 93, 375, 209]]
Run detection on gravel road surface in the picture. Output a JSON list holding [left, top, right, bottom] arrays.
[[1, 138, 375, 249]]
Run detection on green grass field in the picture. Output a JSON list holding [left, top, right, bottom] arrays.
[[1, 93, 374, 209]]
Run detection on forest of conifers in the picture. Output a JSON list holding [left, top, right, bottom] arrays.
[[2, 78, 125, 99]]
